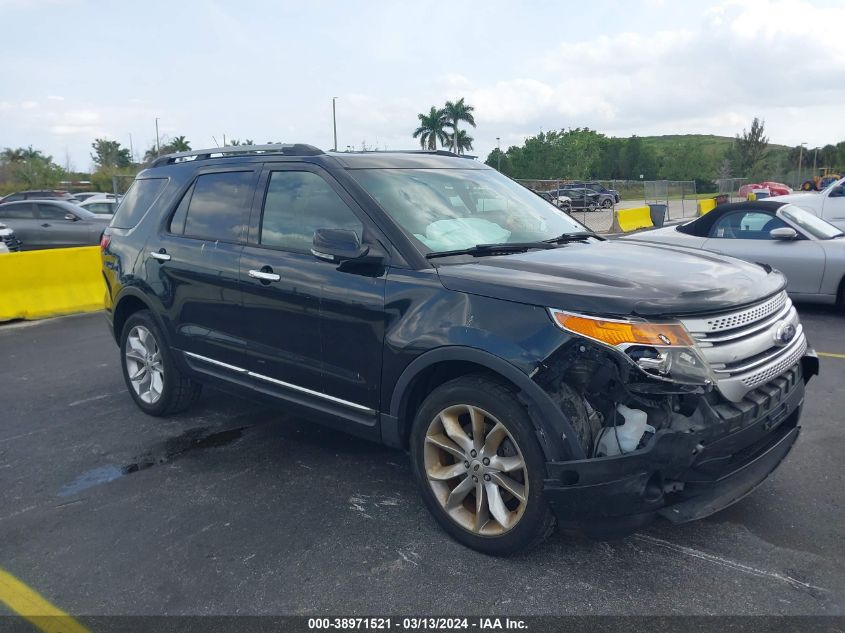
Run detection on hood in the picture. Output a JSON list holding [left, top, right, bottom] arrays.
[[769, 192, 817, 204], [435, 239, 785, 317]]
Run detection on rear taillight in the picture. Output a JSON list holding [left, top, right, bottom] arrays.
[[100, 234, 110, 251]]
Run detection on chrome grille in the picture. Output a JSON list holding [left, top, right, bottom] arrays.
[[679, 291, 805, 402]]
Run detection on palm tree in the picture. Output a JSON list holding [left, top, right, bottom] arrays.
[[170, 136, 191, 152], [1, 147, 25, 163], [412, 106, 448, 150], [446, 129, 474, 155], [443, 98, 476, 154]]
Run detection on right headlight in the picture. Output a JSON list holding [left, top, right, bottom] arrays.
[[549, 309, 714, 386]]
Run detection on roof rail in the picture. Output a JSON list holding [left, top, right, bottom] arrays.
[[149, 143, 323, 168]]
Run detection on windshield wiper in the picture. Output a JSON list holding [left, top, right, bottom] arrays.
[[542, 231, 602, 244], [425, 242, 556, 259]]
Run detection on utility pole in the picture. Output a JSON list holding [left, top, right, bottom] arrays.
[[496, 137, 501, 171], [332, 97, 338, 151], [797, 142, 806, 189], [812, 147, 818, 174], [155, 118, 160, 156], [129, 133, 134, 163]]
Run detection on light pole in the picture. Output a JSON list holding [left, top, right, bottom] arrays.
[[797, 142, 807, 189], [155, 117, 161, 156], [496, 137, 501, 171], [129, 133, 134, 163], [812, 146, 819, 175], [332, 97, 338, 152]]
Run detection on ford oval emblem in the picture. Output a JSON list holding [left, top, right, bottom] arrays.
[[773, 322, 796, 346]]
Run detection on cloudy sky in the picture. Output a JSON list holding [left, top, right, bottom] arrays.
[[1, 0, 843, 170]]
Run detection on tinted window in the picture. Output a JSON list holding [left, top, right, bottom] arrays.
[[168, 183, 194, 234], [0, 202, 33, 218], [260, 171, 362, 251], [183, 171, 252, 242], [710, 211, 787, 239], [111, 178, 167, 229], [36, 203, 70, 220]]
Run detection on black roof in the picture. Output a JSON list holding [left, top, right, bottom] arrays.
[[144, 144, 486, 174], [677, 200, 789, 235]]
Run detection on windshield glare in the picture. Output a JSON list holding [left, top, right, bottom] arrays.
[[351, 168, 587, 253], [779, 204, 842, 239]]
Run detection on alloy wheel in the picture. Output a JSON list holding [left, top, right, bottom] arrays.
[[423, 404, 529, 535], [124, 325, 164, 404]]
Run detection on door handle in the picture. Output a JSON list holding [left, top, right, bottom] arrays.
[[248, 269, 281, 282], [149, 250, 171, 261]]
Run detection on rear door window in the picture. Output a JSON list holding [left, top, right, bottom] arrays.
[[181, 171, 253, 242], [111, 178, 167, 229]]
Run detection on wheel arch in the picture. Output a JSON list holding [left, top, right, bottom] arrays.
[[384, 346, 586, 462], [112, 289, 169, 345]]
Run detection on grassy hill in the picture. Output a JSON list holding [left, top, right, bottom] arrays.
[[639, 134, 789, 155]]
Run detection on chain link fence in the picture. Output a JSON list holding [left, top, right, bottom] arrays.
[[515, 178, 702, 233]]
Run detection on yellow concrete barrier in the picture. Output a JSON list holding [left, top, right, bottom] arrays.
[[697, 198, 717, 216], [612, 206, 653, 233], [0, 246, 105, 321]]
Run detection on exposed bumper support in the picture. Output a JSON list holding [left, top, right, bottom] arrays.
[[541, 351, 813, 538]]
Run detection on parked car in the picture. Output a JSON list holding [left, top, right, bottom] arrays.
[[102, 144, 817, 554], [0, 222, 22, 253], [769, 177, 845, 231], [0, 199, 110, 249], [532, 189, 572, 211], [73, 192, 118, 202], [572, 181, 621, 203], [619, 201, 845, 305], [551, 187, 613, 210], [79, 197, 118, 217], [0, 189, 79, 203], [738, 181, 792, 200]]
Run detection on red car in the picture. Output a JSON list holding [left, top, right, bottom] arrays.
[[738, 181, 792, 199]]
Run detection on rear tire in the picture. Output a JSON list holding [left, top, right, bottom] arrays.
[[409, 374, 556, 555], [120, 310, 201, 416]]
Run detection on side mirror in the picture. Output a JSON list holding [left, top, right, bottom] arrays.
[[311, 228, 369, 263], [770, 227, 798, 240], [64, 213, 78, 222]]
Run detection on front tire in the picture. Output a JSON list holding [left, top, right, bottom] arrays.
[[600, 198, 613, 209], [409, 374, 556, 554], [120, 310, 201, 416]]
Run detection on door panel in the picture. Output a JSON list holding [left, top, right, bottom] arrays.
[[704, 237, 825, 295], [148, 235, 246, 366], [0, 203, 40, 248], [34, 203, 86, 248], [240, 165, 386, 414], [822, 190, 845, 229], [147, 168, 257, 368]]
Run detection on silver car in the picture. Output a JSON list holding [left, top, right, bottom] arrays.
[[0, 199, 110, 250], [620, 200, 845, 306]]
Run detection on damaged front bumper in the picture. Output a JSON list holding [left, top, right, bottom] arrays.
[[542, 350, 818, 538]]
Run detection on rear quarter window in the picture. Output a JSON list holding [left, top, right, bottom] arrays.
[[111, 178, 168, 229]]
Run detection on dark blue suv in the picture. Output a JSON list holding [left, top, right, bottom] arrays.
[[101, 145, 818, 553]]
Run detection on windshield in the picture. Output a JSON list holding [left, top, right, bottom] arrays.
[[351, 168, 588, 254], [780, 204, 843, 239]]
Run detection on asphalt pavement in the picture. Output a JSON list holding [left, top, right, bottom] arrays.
[[0, 308, 843, 618]]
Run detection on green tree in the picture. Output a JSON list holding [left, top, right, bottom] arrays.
[[170, 135, 191, 152], [443, 98, 476, 154], [729, 117, 768, 175], [1, 147, 26, 163], [412, 106, 448, 150], [445, 129, 474, 155], [91, 138, 131, 169]]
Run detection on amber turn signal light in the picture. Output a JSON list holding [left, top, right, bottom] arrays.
[[551, 311, 694, 347]]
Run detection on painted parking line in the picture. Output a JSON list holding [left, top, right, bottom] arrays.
[[0, 568, 89, 633], [818, 352, 845, 359]]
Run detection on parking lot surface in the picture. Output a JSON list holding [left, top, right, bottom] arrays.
[[1, 308, 843, 617]]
